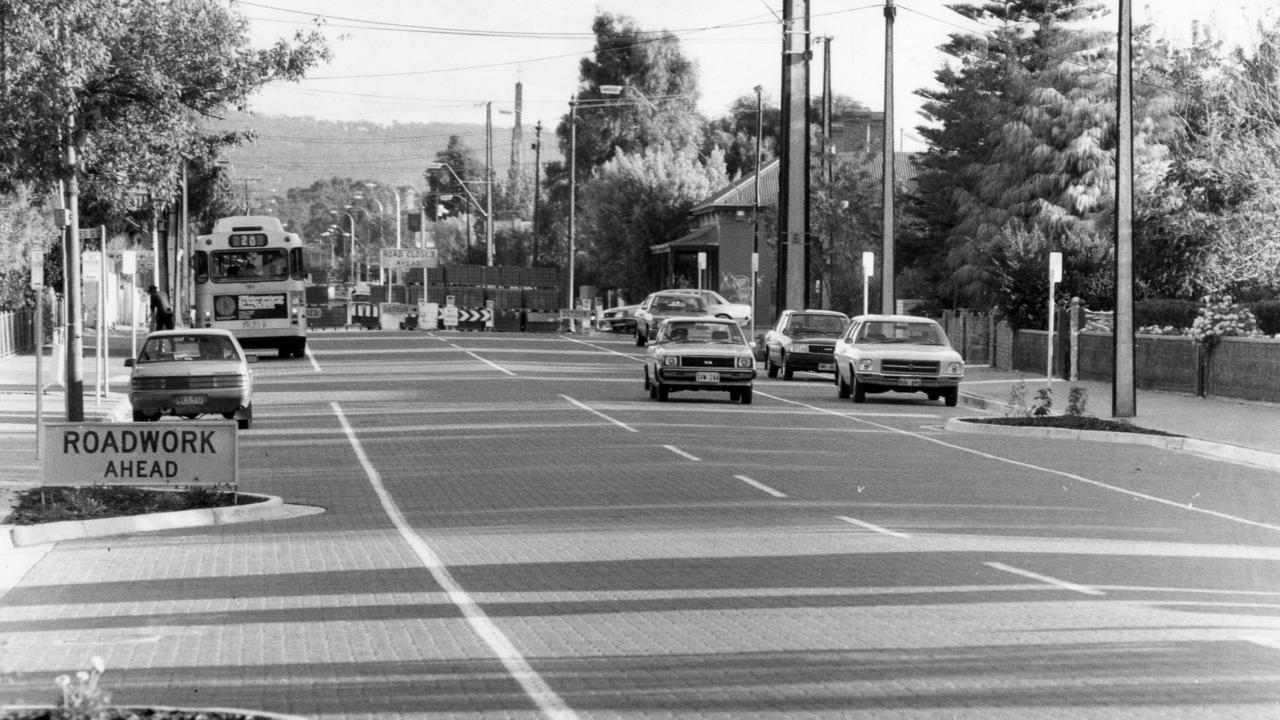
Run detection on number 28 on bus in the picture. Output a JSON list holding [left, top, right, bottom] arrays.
[[193, 216, 308, 359]]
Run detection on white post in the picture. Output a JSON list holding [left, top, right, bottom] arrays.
[[97, 236, 106, 403], [123, 250, 137, 360], [861, 251, 874, 316], [1048, 251, 1063, 387], [697, 252, 706, 290], [30, 250, 44, 458]]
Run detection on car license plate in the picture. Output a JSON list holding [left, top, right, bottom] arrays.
[[174, 394, 207, 406], [818, 363, 834, 372], [696, 372, 721, 383], [899, 378, 922, 387]]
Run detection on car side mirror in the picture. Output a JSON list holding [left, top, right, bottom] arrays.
[[124, 358, 135, 367], [245, 354, 259, 364]]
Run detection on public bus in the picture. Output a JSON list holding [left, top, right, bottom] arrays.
[[193, 215, 308, 358]]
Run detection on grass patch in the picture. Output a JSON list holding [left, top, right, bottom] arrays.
[[6, 486, 263, 526]]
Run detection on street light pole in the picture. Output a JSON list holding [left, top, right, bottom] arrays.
[[568, 94, 577, 315], [752, 84, 763, 351], [485, 100, 495, 267]]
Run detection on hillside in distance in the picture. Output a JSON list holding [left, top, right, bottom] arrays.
[[203, 112, 560, 194]]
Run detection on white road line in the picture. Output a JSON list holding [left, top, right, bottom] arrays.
[[837, 516, 911, 538], [561, 395, 638, 432], [305, 345, 321, 372], [331, 402, 578, 720], [760, 391, 1280, 535], [566, 336, 647, 362], [1242, 635, 1280, 651], [664, 445, 701, 461], [734, 474, 787, 498], [983, 561, 1105, 596]]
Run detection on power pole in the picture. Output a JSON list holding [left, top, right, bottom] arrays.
[[880, 0, 896, 314], [531, 119, 542, 267], [1114, 0, 1136, 417], [485, 100, 494, 267], [59, 19, 84, 422], [778, 0, 811, 311]]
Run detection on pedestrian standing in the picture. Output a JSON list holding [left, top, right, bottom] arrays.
[[147, 285, 174, 330]]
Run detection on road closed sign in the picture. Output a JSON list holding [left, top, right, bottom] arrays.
[[42, 422, 238, 487]]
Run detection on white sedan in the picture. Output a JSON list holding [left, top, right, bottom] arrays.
[[833, 315, 964, 406], [664, 289, 751, 326]]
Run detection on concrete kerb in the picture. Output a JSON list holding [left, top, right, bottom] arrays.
[[0, 493, 324, 550], [948, 396, 1280, 473]]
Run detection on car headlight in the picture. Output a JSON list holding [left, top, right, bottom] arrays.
[[663, 355, 679, 367], [857, 359, 874, 372], [736, 356, 753, 368], [948, 361, 964, 375]]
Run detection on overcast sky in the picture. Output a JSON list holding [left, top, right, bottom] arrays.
[[237, 0, 1275, 152]]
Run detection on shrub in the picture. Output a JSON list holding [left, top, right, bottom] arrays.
[[1190, 295, 1259, 348], [1135, 299, 1199, 330], [1252, 300, 1280, 336]]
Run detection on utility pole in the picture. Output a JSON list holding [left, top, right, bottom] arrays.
[[568, 95, 578, 312], [880, 0, 896, 314], [821, 36, 833, 184], [1114, 0, 1136, 417], [778, 0, 811, 311], [531, 119, 542, 267], [485, 101, 495, 266], [752, 85, 763, 345], [59, 19, 84, 422]]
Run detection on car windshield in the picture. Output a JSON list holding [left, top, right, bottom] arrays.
[[662, 321, 743, 344], [855, 321, 946, 345], [138, 335, 239, 363], [789, 314, 846, 335]]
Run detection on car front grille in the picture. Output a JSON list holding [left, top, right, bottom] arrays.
[[880, 359, 940, 376], [806, 344, 835, 355], [132, 375, 245, 390], [679, 356, 738, 369]]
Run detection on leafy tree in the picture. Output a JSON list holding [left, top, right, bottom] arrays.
[[576, 145, 728, 302], [702, 93, 781, 179], [0, 0, 328, 307]]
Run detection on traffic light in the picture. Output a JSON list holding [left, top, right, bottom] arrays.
[[407, 212, 421, 232]]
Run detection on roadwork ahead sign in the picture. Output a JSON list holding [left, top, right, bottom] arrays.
[[42, 422, 238, 487]]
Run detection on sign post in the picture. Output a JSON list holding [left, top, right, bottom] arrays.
[[30, 250, 44, 458], [1048, 251, 1063, 386], [122, 250, 137, 360], [861, 251, 875, 316]]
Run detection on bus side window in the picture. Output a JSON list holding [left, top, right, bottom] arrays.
[[290, 247, 305, 280], [194, 251, 208, 284]]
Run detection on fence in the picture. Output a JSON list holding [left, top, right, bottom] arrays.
[[0, 309, 35, 358]]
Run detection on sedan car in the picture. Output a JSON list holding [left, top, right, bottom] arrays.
[[125, 328, 257, 429], [633, 291, 711, 346], [643, 318, 757, 403], [598, 303, 639, 333], [833, 314, 964, 406], [763, 309, 849, 380], [665, 288, 752, 326]]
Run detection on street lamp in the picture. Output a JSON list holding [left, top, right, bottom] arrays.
[[598, 84, 659, 111]]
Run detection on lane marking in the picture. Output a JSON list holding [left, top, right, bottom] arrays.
[[758, 391, 1280, 535], [837, 516, 911, 538], [331, 402, 578, 720], [566, 335, 647, 362], [305, 345, 321, 372], [434, 338, 517, 376], [984, 561, 1104, 596], [1242, 635, 1280, 651], [561, 395, 638, 432], [664, 445, 701, 461], [734, 474, 787, 498]]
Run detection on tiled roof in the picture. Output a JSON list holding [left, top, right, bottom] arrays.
[[693, 152, 918, 214]]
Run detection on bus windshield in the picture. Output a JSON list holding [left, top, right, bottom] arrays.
[[211, 249, 289, 282]]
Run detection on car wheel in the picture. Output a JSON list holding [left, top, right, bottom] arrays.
[[782, 354, 794, 381], [635, 327, 647, 347], [852, 376, 866, 403], [643, 368, 651, 391], [837, 367, 852, 399], [766, 354, 779, 378], [657, 384, 669, 402], [740, 387, 753, 405], [926, 391, 939, 401], [943, 387, 959, 407], [728, 389, 740, 402], [237, 404, 253, 430], [131, 409, 150, 422]]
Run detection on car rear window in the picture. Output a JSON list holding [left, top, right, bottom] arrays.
[[138, 335, 238, 363]]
